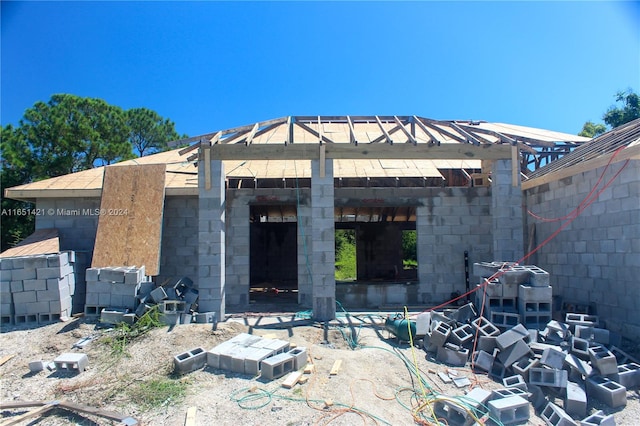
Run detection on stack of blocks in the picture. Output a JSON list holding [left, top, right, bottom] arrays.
[[0, 252, 77, 325], [84, 266, 149, 316], [473, 262, 552, 330]]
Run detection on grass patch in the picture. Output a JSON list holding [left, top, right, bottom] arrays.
[[128, 377, 189, 410]]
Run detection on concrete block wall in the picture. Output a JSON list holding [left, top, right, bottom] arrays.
[[492, 159, 525, 261], [35, 198, 101, 253], [524, 159, 640, 340], [297, 192, 313, 308], [416, 187, 492, 304], [225, 192, 250, 307], [198, 158, 226, 317], [157, 196, 199, 288], [0, 252, 77, 324]]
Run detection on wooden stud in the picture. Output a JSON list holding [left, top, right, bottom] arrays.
[[329, 359, 342, 375], [347, 115, 357, 144], [282, 371, 303, 388], [319, 144, 326, 178], [184, 407, 197, 426], [375, 115, 394, 144], [0, 354, 14, 367]]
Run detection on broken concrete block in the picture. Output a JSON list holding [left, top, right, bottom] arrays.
[[540, 401, 577, 426], [487, 395, 529, 426], [586, 375, 627, 408], [173, 347, 206, 375], [54, 353, 88, 373]]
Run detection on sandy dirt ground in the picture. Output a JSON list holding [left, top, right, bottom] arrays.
[[0, 310, 639, 426]]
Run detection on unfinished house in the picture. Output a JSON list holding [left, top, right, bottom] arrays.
[[3, 116, 638, 338]]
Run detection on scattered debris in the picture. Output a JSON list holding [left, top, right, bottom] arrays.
[[0, 400, 138, 425], [329, 359, 342, 376]]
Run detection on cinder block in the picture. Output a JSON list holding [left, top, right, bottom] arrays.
[[518, 284, 552, 301], [173, 347, 206, 374], [472, 350, 494, 372], [564, 381, 587, 418], [497, 339, 532, 368], [529, 367, 568, 388], [260, 352, 294, 380], [512, 356, 540, 378], [610, 362, 640, 389], [194, 311, 217, 324], [588, 346, 618, 375], [150, 286, 168, 303], [540, 401, 577, 426], [436, 343, 469, 367], [491, 311, 521, 330], [472, 316, 501, 337], [207, 340, 238, 369], [496, 324, 528, 350], [579, 409, 616, 426], [502, 374, 527, 391], [497, 266, 530, 286], [29, 360, 46, 372], [99, 268, 126, 283], [54, 353, 88, 372], [476, 336, 497, 353], [160, 300, 187, 313], [566, 313, 599, 328], [430, 321, 451, 347], [13, 291, 37, 304], [244, 347, 275, 375], [570, 336, 590, 360], [450, 324, 474, 347], [585, 375, 627, 408], [36, 267, 62, 280], [527, 384, 548, 410], [526, 266, 550, 287], [487, 395, 530, 425], [100, 308, 128, 324], [85, 268, 100, 282], [564, 353, 593, 378], [491, 387, 530, 400], [287, 347, 307, 370], [541, 347, 567, 370]]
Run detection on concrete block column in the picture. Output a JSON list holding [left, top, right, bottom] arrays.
[[492, 158, 524, 261], [198, 156, 226, 317], [297, 199, 313, 307], [225, 194, 250, 307], [310, 158, 335, 321]]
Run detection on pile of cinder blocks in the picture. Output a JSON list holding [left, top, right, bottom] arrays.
[[84, 266, 151, 316], [0, 252, 77, 325], [474, 262, 552, 330], [86, 269, 215, 328], [420, 276, 639, 425], [172, 333, 309, 380]]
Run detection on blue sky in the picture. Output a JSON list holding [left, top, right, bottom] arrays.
[[2, 1, 639, 138]]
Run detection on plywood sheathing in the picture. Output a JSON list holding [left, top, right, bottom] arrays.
[[0, 228, 60, 258], [91, 164, 166, 276]]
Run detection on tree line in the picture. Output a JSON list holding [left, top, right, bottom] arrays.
[[1, 94, 186, 250]]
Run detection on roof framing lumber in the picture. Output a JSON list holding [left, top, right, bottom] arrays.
[[294, 121, 336, 144], [412, 115, 439, 145], [394, 116, 418, 145], [347, 116, 357, 144], [417, 118, 467, 143], [374, 115, 394, 144], [208, 142, 512, 161]]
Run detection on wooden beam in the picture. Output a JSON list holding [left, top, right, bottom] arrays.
[[0, 402, 57, 426], [319, 144, 326, 178], [449, 122, 486, 145], [456, 123, 516, 145], [347, 116, 357, 144], [285, 116, 292, 145], [417, 118, 466, 143], [394, 116, 417, 145], [245, 122, 260, 145], [295, 121, 335, 144], [318, 116, 323, 144], [208, 141, 513, 160], [522, 144, 640, 190], [511, 145, 519, 187], [374, 115, 394, 144], [204, 146, 211, 190], [412, 115, 439, 145]]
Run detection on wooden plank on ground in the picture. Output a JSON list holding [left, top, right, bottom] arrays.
[[0, 354, 15, 366], [91, 164, 166, 276], [0, 229, 59, 258], [282, 371, 303, 388], [184, 406, 197, 426], [329, 359, 342, 376], [0, 402, 56, 426]]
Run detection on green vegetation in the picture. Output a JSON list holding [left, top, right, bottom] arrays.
[[335, 229, 356, 281], [102, 306, 163, 357], [579, 88, 639, 137], [402, 230, 417, 269], [1, 94, 186, 251], [128, 377, 189, 410]]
